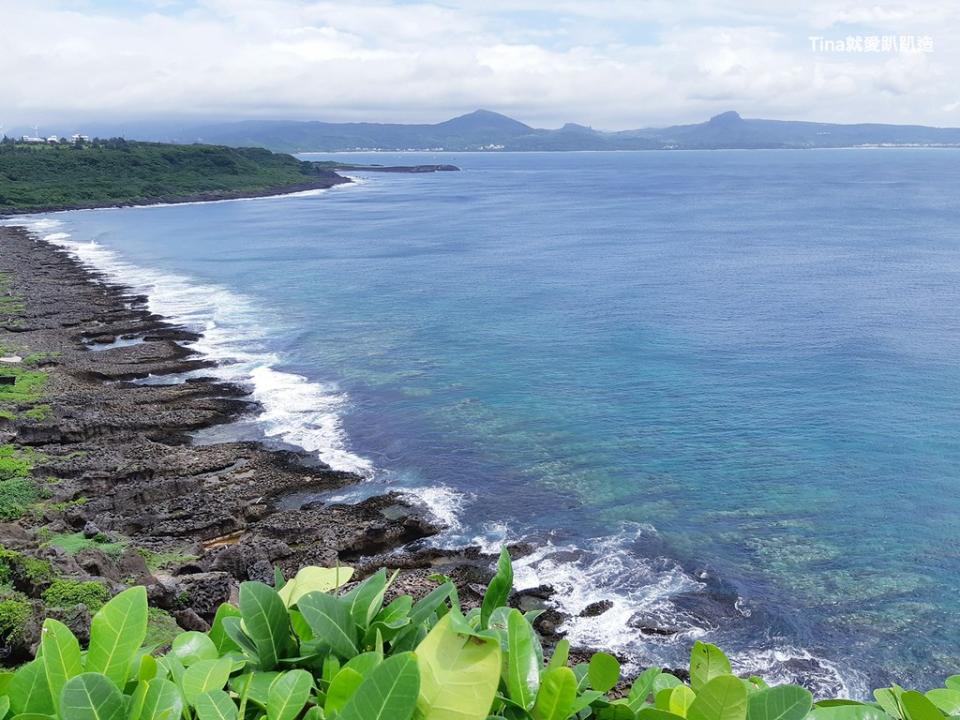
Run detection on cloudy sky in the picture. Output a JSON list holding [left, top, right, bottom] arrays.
[[3, 0, 958, 130]]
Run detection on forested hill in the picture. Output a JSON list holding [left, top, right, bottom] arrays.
[[0, 139, 348, 214]]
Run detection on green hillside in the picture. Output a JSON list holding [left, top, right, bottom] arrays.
[[0, 139, 346, 213]]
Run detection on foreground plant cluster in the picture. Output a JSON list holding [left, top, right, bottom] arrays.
[[1, 549, 958, 720]]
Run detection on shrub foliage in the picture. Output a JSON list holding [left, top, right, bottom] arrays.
[[0, 549, 955, 720], [0, 140, 336, 212]]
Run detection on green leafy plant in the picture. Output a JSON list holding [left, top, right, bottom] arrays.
[[0, 550, 957, 720]]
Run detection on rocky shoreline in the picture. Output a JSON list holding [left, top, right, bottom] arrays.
[[0, 224, 597, 666]]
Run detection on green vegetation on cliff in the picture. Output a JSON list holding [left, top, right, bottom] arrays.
[[0, 139, 345, 213]]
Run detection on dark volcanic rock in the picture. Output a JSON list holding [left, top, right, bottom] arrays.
[[174, 608, 210, 633], [580, 599, 614, 617], [176, 572, 232, 618]]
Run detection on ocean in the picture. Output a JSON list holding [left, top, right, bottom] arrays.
[[14, 149, 960, 696]]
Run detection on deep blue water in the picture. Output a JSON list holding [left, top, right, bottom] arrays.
[[19, 149, 960, 695]]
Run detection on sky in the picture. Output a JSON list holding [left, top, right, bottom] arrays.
[[2, 0, 958, 131]]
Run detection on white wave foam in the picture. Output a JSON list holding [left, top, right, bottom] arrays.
[[400, 485, 470, 532], [3, 186, 347, 219], [731, 646, 868, 699], [31, 223, 371, 475], [507, 525, 859, 697], [511, 526, 703, 668]]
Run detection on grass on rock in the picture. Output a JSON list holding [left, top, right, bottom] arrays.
[[42, 579, 109, 610], [46, 531, 127, 559], [0, 445, 40, 520]]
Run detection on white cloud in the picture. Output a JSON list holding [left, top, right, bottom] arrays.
[[1, 0, 958, 129]]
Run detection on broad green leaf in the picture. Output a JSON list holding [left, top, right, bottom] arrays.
[[658, 689, 677, 710], [182, 659, 233, 706], [363, 617, 411, 647], [326, 668, 365, 715], [639, 710, 687, 720], [376, 595, 413, 625], [946, 677, 960, 692], [654, 674, 683, 695], [344, 652, 382, 677], [157, 655, 185, 690], [171, 632, 219, 667], [597, 701, 639, 720], [480, 548, 513, 630], [874, 690, 902, 719], [342, 569, 389, 629], [239, 582, 290, 670], [364, 595, 412, 645], [547, 639, 570, 672], [209, 605, 242, 655], [276, 566, 354, 607], [392, 582, 456, 651], [747, 685, 813, 720], [220, 617, 259, 661], [589, 652, 621, 693], [670, 687, 698, 717], [572, 691, 605, 715], [298, 592, 359, 659], [129, 678, 183, 720], [690, 642, 732, 694], [229, 672, 280, 709], [688, 675, 747, 720], [339, 652, 420, 720], [506, 609, 540, 710], [627, 667, 663, 711], [87, 587, 149, 688], [59, 673, 125, 720], [811, 705, 892, 720], [7, 659, 56, 715], [532, 667, 578, 720], [266, 670, 313, 720], [926, 690, 960, 715], [195, 690, 238, 720], [403, 584, 451, 625], [138, 655, 158, 683], [0, 696, 9, 720], [901, 692, 945, 720], [416, 612, 501, 720], [40, 619, 82, 713]]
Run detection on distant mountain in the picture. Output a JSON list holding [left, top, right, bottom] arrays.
[[173, 110, 538, 152], [14, 110, 960, 152], [178, 110, 960, 152], [613, 111, 960, 150]]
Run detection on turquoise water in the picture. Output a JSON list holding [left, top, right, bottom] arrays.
[[21, 149, 960, 695]]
